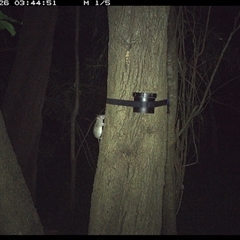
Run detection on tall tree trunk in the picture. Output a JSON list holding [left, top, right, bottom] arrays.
[[162, 7, 178, 235], [70, 6, 80, 212], [89, 6, 169, 235], [1, 7, 57, 202], [0, 111, 44, 235]]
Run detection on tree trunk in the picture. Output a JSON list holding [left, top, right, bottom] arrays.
[[162, 7, 178, 235], [1, 7, 57, 202], [89, 6, 169, 235], [0, 111, 44, 235]]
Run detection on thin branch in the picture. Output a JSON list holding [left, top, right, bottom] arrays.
[[198, 14, 240, 112]]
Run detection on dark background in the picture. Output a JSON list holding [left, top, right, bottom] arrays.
[[1, 6, 240, 234]]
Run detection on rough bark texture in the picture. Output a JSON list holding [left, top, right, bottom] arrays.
[[162, 7, 178, 235], [0, 111, 44, 235], [1, 7, 57, 202], [89, 6, 169, 235]]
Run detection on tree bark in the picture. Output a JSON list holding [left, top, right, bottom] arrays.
[[89, 6, 169, 235], [162, 7, 178, 235], [70, 6, 80, 212], [1, 7, 57, 202], [0, 111, 44, 235]]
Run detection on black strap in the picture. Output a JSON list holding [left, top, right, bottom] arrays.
[[106, 98, 169, 108]]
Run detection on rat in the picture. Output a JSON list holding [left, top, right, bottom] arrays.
[[93, 115, 105, 142]]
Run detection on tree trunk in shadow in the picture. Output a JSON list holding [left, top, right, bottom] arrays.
[[0, 111, 44, 235], [1, 7, 57, 202]]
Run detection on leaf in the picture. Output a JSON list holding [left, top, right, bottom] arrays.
[[0, 10, 18, 36], [0, 20, 16, 36], [0, 11, 9, 21], [0, 10, 22, 24]]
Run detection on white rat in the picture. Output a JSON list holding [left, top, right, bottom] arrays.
[[93, 115, 105, 141]]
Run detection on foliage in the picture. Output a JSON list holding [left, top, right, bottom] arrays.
[[0, 10, 22, 36]]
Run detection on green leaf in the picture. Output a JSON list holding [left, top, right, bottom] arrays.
[[0, 20, 16, 36], [0, 11, 9, 21], [0, 11, 22, 24], [0, 11, 22, 36]]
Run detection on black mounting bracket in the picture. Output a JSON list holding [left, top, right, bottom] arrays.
[[106, 92, 169, 114]]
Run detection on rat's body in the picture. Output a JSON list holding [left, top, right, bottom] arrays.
[[93, 115, 105, 141]]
